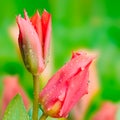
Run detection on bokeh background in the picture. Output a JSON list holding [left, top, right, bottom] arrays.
[[0, 0, 120, 120]]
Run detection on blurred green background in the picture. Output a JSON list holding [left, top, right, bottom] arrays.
[[0, 0, 120, 119]]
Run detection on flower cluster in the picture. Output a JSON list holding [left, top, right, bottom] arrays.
[[39, 52, 93, 118], [16, 10, 93, 119]]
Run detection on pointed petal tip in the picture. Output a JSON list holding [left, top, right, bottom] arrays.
[[16, 14, 21, 20], [43, 9, 51, 16], [72, 51, 96, 61], [23, 9, 27, 14], [31, 10, 41, 23], [43, 9, 47, 13], [16, 15, 25, 24], [36, 9, 39, 12], [42, 9, 51, 17], [23, 9, 31, 22], [35, 10, 41, 18], [16, 13, 28, 27], [24, 9, 27, 17], [71, 51, 82, 59], [16, 15, 22, 26]]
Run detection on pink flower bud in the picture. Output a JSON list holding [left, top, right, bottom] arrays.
[[16, 10, 51, 75], [39, 52, 94, 118]]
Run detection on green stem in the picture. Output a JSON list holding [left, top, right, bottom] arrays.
[[39, 113, 48, 120], [32, 75, 39, 120]]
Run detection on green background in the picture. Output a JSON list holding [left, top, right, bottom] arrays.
[[0, 0, 120, 119]]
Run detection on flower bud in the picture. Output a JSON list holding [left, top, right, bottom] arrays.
[[39, 52, 94, 118], [16, 10, 51, 75]]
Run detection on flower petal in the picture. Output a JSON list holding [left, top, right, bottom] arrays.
[[31, 11, 43, 47], [41, 9, 51, 60], [16, 16, 44, 74], [40, 52, 93, 91], [59, 65, 89, 117], [24, 10, 31, 23], [39, 52, 94, 117]]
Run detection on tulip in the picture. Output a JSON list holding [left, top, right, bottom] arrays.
[[39, 52, 94, 118], [16, 10, 51, 75]]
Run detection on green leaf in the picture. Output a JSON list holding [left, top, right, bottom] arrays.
[[3, 94, 29, 120]]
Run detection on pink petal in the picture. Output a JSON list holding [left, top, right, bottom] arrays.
[[24, 10, 31, 23], [41, 9, 51, 60], [39, 52, 94, 117], [59, 66, 89, 117], [40, 52, 93, 93], [71, 52, 82, 59], [41, 81, 67, 112], [16, 16, 44, 74]]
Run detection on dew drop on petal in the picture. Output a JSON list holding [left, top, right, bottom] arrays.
[[81, 67, 85, 71], [58, 90, 66, 101]]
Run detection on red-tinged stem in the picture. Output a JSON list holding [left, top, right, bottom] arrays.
[[32, 75, 39, 120]]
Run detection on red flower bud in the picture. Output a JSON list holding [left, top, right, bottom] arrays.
[[39, 52, 94, 118], [16, 10, 51, 75]]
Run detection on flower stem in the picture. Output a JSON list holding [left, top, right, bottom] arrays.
[[32, 75, 39, 120], [39, 113, 48, 120]]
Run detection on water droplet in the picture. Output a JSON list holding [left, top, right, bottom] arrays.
[[81, 67, 85, 71], [58, 90, 65, 101]]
